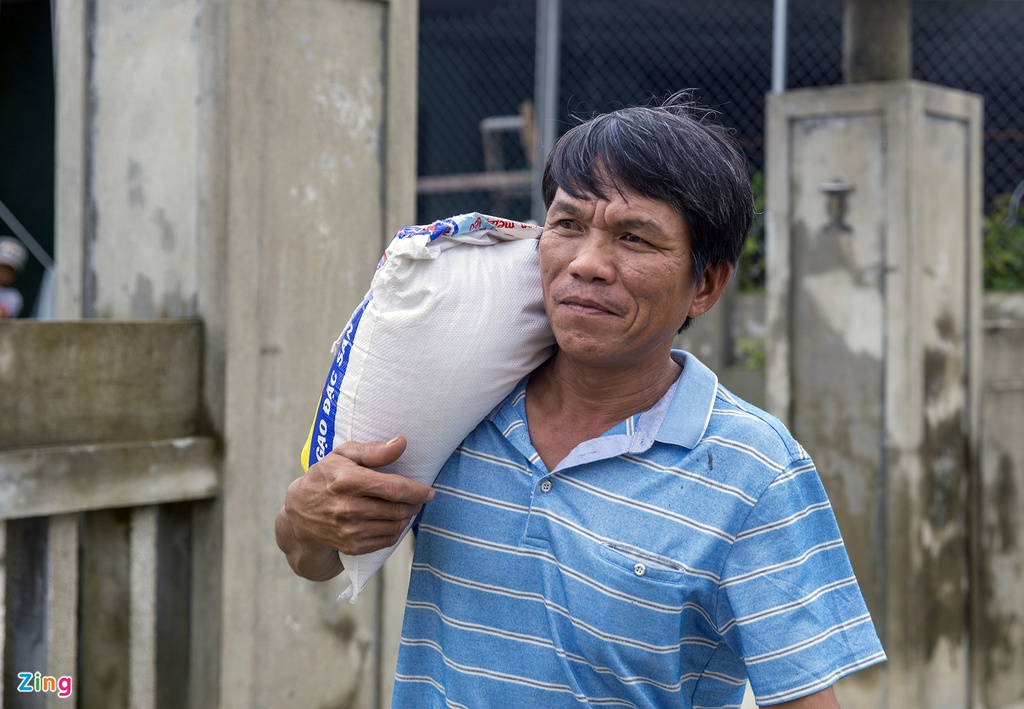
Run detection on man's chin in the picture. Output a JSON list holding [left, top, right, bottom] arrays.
[[552, 327, 677, 371], [550, 334, 630, 369]]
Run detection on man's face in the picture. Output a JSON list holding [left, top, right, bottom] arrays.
[[539, 186, 716, 370]]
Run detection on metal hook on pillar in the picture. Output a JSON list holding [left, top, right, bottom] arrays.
[[820, 180, 854, 233]]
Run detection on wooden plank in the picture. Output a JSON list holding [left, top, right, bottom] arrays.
[[45, 514, 79, 709], [4, 517, 49, 708], [188, 498, 222, 709], [0, 320, 203, 448], [416, 170, 532, 195], [80, 508, 130, 709], [157, 503, 193, 709], [130, 507, 157, 709], [0, 437, 219, 519]]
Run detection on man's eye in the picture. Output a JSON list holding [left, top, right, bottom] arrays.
[[622, 233, 646, 244]]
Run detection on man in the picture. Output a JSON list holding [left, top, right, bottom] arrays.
[[276, 93, 886, 707]]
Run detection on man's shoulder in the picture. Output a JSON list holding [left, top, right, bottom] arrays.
[[637, 377, 817, 507], [696, 383, 811, 471]]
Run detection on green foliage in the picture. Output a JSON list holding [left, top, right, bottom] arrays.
[[734, 337, 766, 372], [739, 170, 766, 292], [983, 192, 1024, 292]]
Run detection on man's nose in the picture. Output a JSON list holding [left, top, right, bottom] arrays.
[[567, 232, 616, 282]]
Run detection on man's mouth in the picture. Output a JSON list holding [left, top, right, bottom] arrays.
[[560, 295, 618, 316]]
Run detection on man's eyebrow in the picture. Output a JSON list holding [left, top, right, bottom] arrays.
[[547, 199, 585, 217], [614, 216, 662, 233], [547, 198, 670, 236]]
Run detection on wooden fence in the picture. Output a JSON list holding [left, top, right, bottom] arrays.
[[0, 320, 219, 708]]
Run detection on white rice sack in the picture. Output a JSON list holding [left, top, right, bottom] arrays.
[[301, 213, 555, 602]]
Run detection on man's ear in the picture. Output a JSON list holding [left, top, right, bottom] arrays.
[[687, 262, 734, 319]]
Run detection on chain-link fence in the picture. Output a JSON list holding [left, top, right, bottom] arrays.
[[417, 0, 1024, 290]]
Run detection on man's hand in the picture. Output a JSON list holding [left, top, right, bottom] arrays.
[[275, 437, 435, 581]]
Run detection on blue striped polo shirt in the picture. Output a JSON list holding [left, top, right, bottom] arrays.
[[393, 350, 885, 708]]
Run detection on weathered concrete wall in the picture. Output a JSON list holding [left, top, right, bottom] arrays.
[[976, 293, 1024, 708], [766, 81, 983, 708], [53, 0, 418, 706], [87, 0, 203, 318]]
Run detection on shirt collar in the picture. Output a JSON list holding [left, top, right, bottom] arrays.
[[655, 349, 719, 449], [489, 349, 718, 468]]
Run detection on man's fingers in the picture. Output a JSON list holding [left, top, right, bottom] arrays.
[[335, 436, 408, 468], [333, 490, 425, 524], [325, 437, 435, 506], [359, 469, 435, 507], [337, 517, 417, 556]]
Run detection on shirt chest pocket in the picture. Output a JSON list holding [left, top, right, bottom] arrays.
[[597, 540, 695, 583], [548, 532, 721, 618], [536, 536, 720, 695], [585, 538, 719, 625]]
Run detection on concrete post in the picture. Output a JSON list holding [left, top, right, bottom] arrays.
[[765, 81, 983, 708], [843, 0, 912, 83], [978, 293, 1024, 708], [54, 0, 418, 706]]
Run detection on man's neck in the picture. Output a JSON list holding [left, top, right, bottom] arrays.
[[525, 348, 682, 469]]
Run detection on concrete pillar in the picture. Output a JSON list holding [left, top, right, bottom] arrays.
[[978, 293, 1024, 708], [843, 0, 912, 83], [218, 2, 417, 706], [54, 0, 418, 706], [765, 81, 983, 708]]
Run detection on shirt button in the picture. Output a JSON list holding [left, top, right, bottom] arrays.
[[633, 563, 647, 577], [539, 480, 553, 493]]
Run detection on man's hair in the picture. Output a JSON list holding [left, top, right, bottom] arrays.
[[541, 90, 754, 285]]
